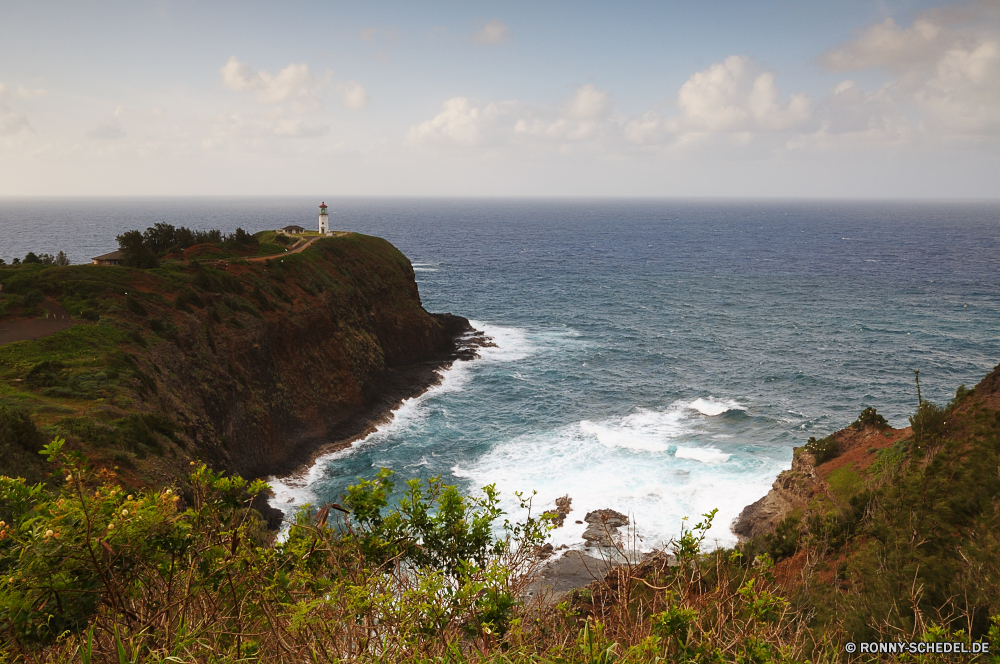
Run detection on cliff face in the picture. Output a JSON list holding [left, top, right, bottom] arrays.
[[138, 235, 476, 482], [733, 361, 1000, 541], [0, 234, 474, 494]]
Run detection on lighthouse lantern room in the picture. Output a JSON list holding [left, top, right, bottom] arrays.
[[318, 202, 329, 234]]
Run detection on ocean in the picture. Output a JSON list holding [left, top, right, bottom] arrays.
[[3, 197, 999, 548]]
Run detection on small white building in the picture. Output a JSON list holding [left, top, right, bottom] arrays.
[[318, 202, 329, 234]]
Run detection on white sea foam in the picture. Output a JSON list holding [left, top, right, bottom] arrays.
[[268, 322, 531, 532], [675, 446, 732, 464], [454, 399, 781, 551], [687, 397, 742, 416]]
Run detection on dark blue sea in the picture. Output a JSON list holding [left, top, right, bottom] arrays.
[[2, 198, 999, 547]]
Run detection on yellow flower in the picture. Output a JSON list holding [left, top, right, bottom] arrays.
[[127, 495, 133, 500], [107, 523, 115, 530], [44, 530, 53, 538], [65, 475, 72, 483], [121, 509, 129, 516]]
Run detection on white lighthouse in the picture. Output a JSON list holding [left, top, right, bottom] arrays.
[[318, 201, 329, 234]]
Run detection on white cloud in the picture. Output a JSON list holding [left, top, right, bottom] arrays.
[[204, 111, 328, 148], [407, 97, 514, 145], [15, 86, 47, 99], [0, 83, 32, 137], [676, 56, 811, 133], [360, 27, 377, 43], [822, 18, 948, 71], [407, 60, 813, 154], [220, 56, 324, 105], [87, 118, 125, 140], [338, 81, 369, 110], [821, 14, 1000, 137], [513, 85, 614, 142], [471, 19, 511, 45]]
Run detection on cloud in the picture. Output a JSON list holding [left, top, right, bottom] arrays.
[[675, 56, 811, 133], [407, 97, 514, 145], [821, 14, 1000, 137], [822, 18, 949, 71], [15, 86, 47, 99], [407, 59, 813, 153], [220, 56, 324, 105], [360, 27, 377, 42], [0, 83, 32, 137], [513, 85, 614, 143], [87, 119, 126, 140], [204, 111, 328, 148], [471, 19, 511, 45], [114, 105, 165, 122], [338, 81, 369, 110]]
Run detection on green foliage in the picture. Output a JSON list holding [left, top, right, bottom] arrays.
[[123, 295, 146, 317], [803, 435, 838, 465], [852, 406, 889, 430], [826, 466, 863, 505], [910, 400, 948, 444], [342, 468, 530, 580], [0, 408, 47, 500], [115, 230, 159, 269], [0, 445, 562, 661]]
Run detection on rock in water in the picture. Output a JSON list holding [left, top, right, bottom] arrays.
[[550, 495, 573, 527], [582, 509, 629, 547]]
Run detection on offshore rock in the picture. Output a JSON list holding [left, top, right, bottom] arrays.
[[550, 495, 573, 528], [582, 509, 629, 547]]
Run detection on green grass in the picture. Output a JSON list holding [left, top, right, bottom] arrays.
[[826, 466, 863, 505]]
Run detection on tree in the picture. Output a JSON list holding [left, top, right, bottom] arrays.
[[116, 230, 159, 269], [54, 251, 70, 266], [22, 252, 40, 264], [143, 223, 178, 254], [229, 227, 258, 245]]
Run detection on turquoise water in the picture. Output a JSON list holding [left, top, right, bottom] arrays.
[[3, 198, 999, 548]]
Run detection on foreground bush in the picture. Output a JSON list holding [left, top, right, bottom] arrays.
[[1, 437, 997, 662]]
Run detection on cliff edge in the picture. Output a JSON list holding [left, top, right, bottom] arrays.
[[0, 233, 479, 510]]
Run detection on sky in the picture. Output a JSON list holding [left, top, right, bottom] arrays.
[[1, 0, 999, 198]]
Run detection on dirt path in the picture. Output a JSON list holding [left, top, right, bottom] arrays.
[[247, 236, 320, 262], [0, 299, 79, 346]]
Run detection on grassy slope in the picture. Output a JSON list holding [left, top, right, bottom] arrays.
[[0, 233, 450, 495], [729, 367, 1000, 646]]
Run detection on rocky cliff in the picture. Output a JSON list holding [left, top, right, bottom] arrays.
[[733, 361, 1000, 541], [0, 234, 479, 508]]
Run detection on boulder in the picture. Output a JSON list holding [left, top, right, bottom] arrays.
[[582, 509, 629, 548]]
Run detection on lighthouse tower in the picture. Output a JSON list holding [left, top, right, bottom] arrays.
[[318, 202, 329, 234]]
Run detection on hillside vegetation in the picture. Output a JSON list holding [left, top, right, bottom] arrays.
[[0, 235, 998, 661], [0, 233, 466, 496], [1, 361, 998, 662]]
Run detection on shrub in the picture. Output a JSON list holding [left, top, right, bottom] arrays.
[[0, 407, 47, 496], [803, 435, 839, 465], [123, 295, 146, 317], [910, 400, 948, 443], [852, 406, 888, 430]]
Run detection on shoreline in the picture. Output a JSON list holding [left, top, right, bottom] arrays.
[[260, 319, 493, 525]]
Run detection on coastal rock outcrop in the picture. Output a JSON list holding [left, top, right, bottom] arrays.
[[582, 509, 629, 548], [732, 451, 821, 540], [550, 495, 573, 527]]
